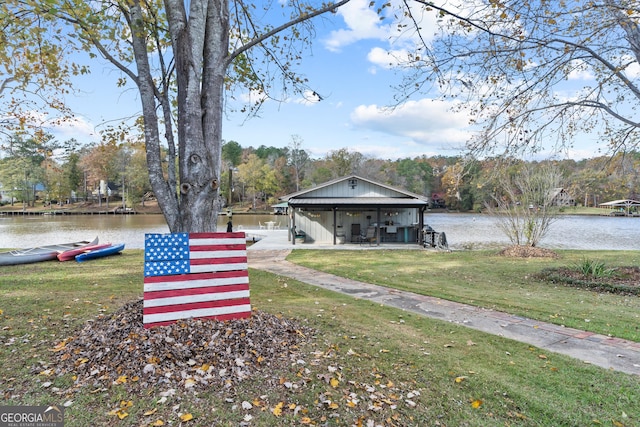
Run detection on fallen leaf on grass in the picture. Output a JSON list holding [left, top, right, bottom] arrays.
[[272, 402, 284, 417], [50, 340, 69, 352], [471, 399, 482, 409], [108, 401, 133, 420], [115, 409, 128, 420], [74, 357, 88, 366], [455, 376, 467, 383], [179, 413, 193, 422]]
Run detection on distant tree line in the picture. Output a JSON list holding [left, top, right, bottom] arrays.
[[2, 131, 639, 211]]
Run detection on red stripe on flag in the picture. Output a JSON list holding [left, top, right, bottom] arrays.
[[143, 297, 251, 315], [144, 283, 249, 300], [189, 243, 247, 252], [190, 232, 245, 239], [144, 311, 252, 328], [190, 256, 247, 266], [143, 269, 248, 284]]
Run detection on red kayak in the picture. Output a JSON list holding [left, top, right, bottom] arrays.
[[57, 243, 112, 261]]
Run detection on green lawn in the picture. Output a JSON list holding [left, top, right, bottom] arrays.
[[0, 249, 638, 426], [287, 249, 640, 342]]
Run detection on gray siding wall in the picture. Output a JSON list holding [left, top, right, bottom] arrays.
[[305, 179, 406, 198]]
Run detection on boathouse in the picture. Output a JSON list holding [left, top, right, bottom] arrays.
[[279, 175, 430, 246]]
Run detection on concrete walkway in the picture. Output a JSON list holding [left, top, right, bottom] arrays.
[[246, 234, 640, 376]]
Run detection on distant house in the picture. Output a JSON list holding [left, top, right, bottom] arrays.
[[0, 183, 13, 204], [430, 192, 446, 208], [549, 188, 575, 206], [91, 180, 117, 200], [271, 202, 289, 215], [279, 175, 430, 246], [0, 181, 44, 204]]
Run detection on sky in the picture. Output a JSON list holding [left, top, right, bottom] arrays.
[[44, 0, 605, 161]]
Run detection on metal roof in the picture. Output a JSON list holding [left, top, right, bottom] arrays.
[[280, 174, 429, 202], [599, 199, 640, 206], [287, 197, 428, 208]]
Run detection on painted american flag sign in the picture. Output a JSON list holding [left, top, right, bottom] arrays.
[[143, 232, 251, 328]]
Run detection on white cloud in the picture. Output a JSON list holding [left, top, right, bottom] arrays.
[[47, 116, 96, 141], [350, 98, 473, 147], [239, 89, 268, 105], [293, 90, 323, 106], [3, 110, 97, 143], [367, 47, 412, 69], [567, 60, 595, 81], [323, 0, 392, 52], [622, 55, 640, 79], [324, 0, 442, 74]]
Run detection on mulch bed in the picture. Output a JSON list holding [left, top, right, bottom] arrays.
[[497, 245, 559, 258], [538, 266, 640, 296], [498, 245, 638, 296]]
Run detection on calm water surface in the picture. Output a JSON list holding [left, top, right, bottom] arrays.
[[0, 213, 638, 250], [430, 213, 640, 250], [0, 214, 274, 250]]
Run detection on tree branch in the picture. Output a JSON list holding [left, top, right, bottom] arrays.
[[226, 0, 352, 68]]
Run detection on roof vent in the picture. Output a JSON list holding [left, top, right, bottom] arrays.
[[348, 178, 358, 189]]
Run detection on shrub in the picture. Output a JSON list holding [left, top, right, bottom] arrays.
[[573, 257, 615, 278]]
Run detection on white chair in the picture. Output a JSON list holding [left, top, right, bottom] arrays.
[[259, 221, 266, 230]]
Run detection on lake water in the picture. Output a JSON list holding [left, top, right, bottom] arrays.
[[429, 213, 640, 250], [0, 213, 638, 251]]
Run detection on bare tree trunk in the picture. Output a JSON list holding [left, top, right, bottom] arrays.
[[159, 0, 230, 232]]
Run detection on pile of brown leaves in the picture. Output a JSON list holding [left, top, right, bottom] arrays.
[[50, 299, 316, 395], [497, 245, 559, 258]]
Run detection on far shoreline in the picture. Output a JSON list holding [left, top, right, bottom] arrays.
[[0, 202, 626, 217]]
